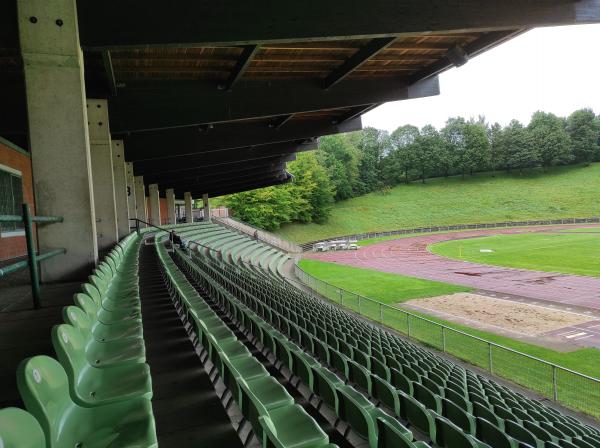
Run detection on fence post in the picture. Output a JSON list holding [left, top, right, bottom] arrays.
[[22, 203, 41, 309], [488, 343, 493, 373], [339, 288, 343, 304], [552, 365, 558, 401], [358, 295, 362, 314], [136, 219, 140, 235], [442, 327, 446, 352], [407, 314, 411, 338], [379, 303, 383, 323]]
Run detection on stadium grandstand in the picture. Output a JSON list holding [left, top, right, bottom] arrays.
[[1, 1, 600, 447]]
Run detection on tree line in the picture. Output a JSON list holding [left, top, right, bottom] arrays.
[[224, 108, 600, 230]]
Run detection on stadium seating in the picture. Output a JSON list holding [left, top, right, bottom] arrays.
[[168, 222, 600, 448], [1, 230, 159, 447]]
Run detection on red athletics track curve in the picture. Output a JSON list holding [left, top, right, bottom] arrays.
[[305, 225, 600, 311]]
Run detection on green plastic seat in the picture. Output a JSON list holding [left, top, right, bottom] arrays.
[[17, 356, 157, 448], [337, 385, 411, 448], [312, 366, 343, 412], [504, 419, 544, 448], [371, 374, 400, 417], [259, 404, 331, 448], [434, 416, 480, 448], [240, 376, 294, 433], [0, 407, 46, 448], [376, 416, 429, 448], [400, 393, 436, 442], [52, 325, 152, 406], [290, 349, 317, 390], [75, 292, 142, 326], [475, 417, 519, 448], [63, 304, 143, 342], [440, 398, 475, 434]]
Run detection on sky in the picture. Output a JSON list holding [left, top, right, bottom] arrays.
[[363, 24, 600, 132]]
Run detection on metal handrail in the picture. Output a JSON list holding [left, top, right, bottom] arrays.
[[130, 218, 221, 255], [0, 204, 65, 308], [294, 261, 600, 415]]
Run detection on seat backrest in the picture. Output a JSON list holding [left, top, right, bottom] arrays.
[[441, 398, 474, 433], [52, 324, 89, 374], [402, 393, 436, 440], [81, 284, 102, 306], [290, 350, 314, 389], [16, 356, 73, 443], [475, 417, 514, 448], [348, 360, 371, 394], [312, 367, 339, 412], [74, 293, 99, 317], [376, 416, 414, 448], [62, 305, 93, 335], [413, 382, 442, 413], [504, 419, 540, 448], [390, 368, 413, 396], [336, 385, 372, 440], [0, 407, 46, 448], [371, 375, 400, 416], [435, 416, 477, 448]]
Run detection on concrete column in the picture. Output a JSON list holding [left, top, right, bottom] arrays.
[[125, 162, 136, 221], [202, 194, 210, 222], [88, 99, 118, 251], [111, 140, 129, 239], [165, 188, 176, 225], [18, 0, 98, 281], [149, 184, 161, 226], [184, 192, 194, 223], [134, 176, 147, 227]]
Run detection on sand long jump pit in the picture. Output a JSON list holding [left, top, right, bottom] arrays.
[[403, 293, 594, 337]]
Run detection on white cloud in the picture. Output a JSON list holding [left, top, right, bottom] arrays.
[[363, 24, 600, 132]]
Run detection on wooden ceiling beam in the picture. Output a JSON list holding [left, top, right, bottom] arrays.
[[322, 37, 396, 89], [220, 44, 259, 91]]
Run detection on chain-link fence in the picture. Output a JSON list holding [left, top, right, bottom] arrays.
[[294, 263, 600, 418], [299, 217, 600, 251]]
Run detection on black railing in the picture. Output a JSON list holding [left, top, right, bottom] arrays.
[[0, 204, 65, 308]]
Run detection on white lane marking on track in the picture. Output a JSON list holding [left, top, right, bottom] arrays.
[[573, 334, 595, 341], [556, 330, 581, 336], [565, 332, 587, 339]]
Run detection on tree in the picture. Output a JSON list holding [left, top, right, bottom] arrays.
[[317, 134, 360, 200], [566, 108, 600, 165], [414, 125, 442, 183], [386, 125, 419, 184], [441, 117, 467, 178], [463, 119, 491, 175], [527, 111, 573, 171], [501, 120, 538, 174], [488, 122, 504, 176], [356, 127, 389, 193], [288, 152, 335, 224]]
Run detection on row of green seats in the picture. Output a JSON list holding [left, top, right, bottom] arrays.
[[154, 231, 337, 448], [0, 232, 158, 448], [182, 247, 600, 448], [177, 250, 442, 448]]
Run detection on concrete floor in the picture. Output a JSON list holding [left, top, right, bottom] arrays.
[[0, 268, 79, 408]]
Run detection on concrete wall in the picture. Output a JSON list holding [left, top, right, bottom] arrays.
[[145, 197, 169, 226], [0, 138, 36, 261]]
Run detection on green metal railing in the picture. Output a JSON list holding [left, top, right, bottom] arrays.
[[294, 262, 600, 419], [0, 204, 65, 308]]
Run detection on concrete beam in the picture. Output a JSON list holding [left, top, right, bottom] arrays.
[[134, 176, 147, 227], [165, 188, 176, 225], [111, 140, 129, 239], [125, 162, 136, 222], [18, 0, 98, 280], [148, 183, 161, 226], [184, 192, 193, 223], [202, 194, 210, 223], [88, 98, 119, 251]]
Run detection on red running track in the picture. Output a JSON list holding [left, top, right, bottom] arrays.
[[306, 225, 600, 311]]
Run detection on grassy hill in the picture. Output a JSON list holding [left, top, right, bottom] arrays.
[[275, 163, 600, 243]]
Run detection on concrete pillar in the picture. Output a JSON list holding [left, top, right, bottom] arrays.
[[125, 162, 136, 222], [134, 176, 147, 227], [184, 192, 194, 223], [88, 99, 118, 251], [203, 194, 210, 222], [111, 140, 129, 239], [18, 0, 98, 281], [165, 188, 176, 225], [149, 184, 161, 226]]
